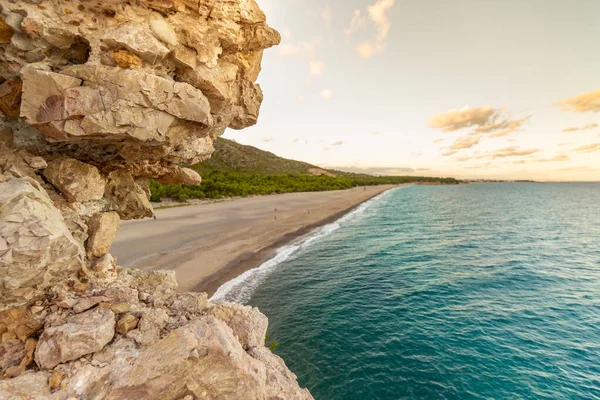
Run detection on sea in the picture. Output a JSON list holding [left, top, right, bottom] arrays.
[[211, 183, 600, 399]]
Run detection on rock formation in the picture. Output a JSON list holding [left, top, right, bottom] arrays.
[[0, 0, 313, 398]]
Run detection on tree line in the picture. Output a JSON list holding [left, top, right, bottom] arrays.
[[150, 171, 459, 202]]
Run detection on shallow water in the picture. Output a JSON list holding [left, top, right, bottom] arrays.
[[246, 183, 600, 399]]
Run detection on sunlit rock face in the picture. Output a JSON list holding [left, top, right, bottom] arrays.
[[0, 1, 313, 399]]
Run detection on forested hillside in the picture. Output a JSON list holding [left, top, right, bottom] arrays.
[[150, 138, 459, 201]]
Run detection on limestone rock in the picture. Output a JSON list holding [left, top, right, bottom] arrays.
[[159, 167, 202, 185], [207, 302, 268, 349], [43, 158, 105, 203], [86, 212, 120, 258], [0, 77, 22, 120], [0, 0, 311, 398], [35, 308, 115, 369], [105, 170, 153, 220], [116, 314, 138, 334], [248, 346, 314, 400], [103, 23, 170, 62], [112, 50, 142, 69], [0, 340, 25, 372], [0, 372, 51, 398], [0, 178, 85, 310], [169, 292, 208, 315], [104, 317, 267, 400]]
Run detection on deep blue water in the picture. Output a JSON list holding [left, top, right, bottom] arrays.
[[246, 183, 600, 399]]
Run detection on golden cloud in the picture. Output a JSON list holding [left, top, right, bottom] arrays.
[[476, 116, 531, 137], [485, 147, 540, 159], [561, 123, 598, 133], [433, 138, 444, 144], [447, 136, 481, 151], [430, 106, 530, 140], [526, 154, 571, 163], [429, 106, 497, 132], [574, 143, 600, 153], [558, 89, 600, 113]]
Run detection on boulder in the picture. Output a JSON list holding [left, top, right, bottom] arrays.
[[0, 178, 85, 310], [103, 23, 170, 62], [35, 308, 115, 369], [105, 170, 153, 220], [207, 302, 268, 349], [0, 372, 51, 398], [86, 212, 120, 258], [104, 317, 267, 400], [43, 158, 106, 203], [248, 346, 314, 400]]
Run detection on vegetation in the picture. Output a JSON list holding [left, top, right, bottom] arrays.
[[150, 138, 460, 202]]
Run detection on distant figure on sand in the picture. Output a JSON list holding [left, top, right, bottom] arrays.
[[153, 215, 156, 220]]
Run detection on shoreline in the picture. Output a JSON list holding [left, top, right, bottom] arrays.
[[199, 187, 398, 297], [112, 185, 406, 297]]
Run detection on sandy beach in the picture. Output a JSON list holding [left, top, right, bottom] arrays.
[[112, 185, 401, 296]]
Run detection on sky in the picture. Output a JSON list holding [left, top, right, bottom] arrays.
[[223, 0, 600, 181]]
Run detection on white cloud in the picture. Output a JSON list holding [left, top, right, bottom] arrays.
[[279, 44, 301, 56], [348, 0, 396, 58], [344, 9, 366, 36], [368, 0, 395, 44], [356, 42, 376, 59], [320, 89, 333, 100], [309, 61, 325, 76], [331, 141, 344, 146], [263, 136, 273, 143], [322, 5, 332, 26]]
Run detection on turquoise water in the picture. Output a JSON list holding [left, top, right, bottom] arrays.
[[245, 183, 600, 399]]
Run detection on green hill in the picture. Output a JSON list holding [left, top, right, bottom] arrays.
[[150, 138, 460, 202], [192, 138, 337, 176]]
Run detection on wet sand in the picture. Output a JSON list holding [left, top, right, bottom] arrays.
[[112, 185, 401, 296]]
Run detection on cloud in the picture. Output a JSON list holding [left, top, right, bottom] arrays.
[[279, 44, 301, 56], [346, 0, 396, 58], [322, 146, 330, 152], [331, 141, 344, 146], [474, 116, 531, 137], [309, 61, 325, 76], [574, 143, 600, 153], [368, 0, 395, 43], [320, 89, 333, 100], [561, 123, 598, 133], [558, 89, 600, 113], [411, 151, 423, 156], [262, 136, 273, 143], [297, 96, 305, 102], [372, 132, 382, 136], [344, 9, 366, 36], [558, 142, 574, 147], [532, 154, 571, 162], [486, 146, 540, 159], [433, 138, 444, 144], [322, 5, 332, 26], [356, 42, 376, 59], [429, 106, 497, 132], [441, 135, 481, 156]]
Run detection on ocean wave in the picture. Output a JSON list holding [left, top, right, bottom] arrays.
[[209, 188, 398, 304]]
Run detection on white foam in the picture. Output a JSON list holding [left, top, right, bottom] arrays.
[[209, 188, 398, 304]]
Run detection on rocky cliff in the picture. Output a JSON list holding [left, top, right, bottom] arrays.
[[0, 0, 313, 398]]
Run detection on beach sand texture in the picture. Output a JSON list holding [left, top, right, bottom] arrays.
[[112, 185, 400, 296]]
